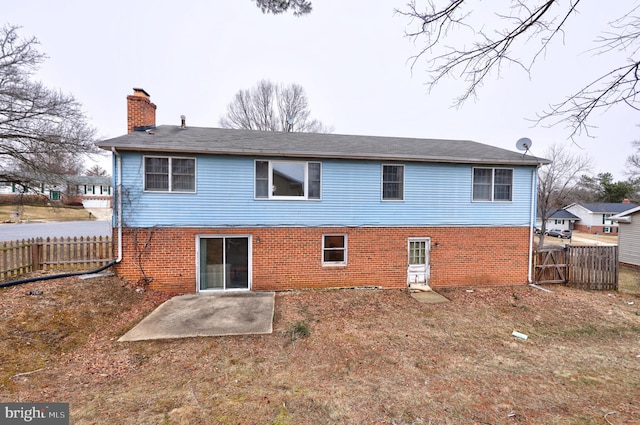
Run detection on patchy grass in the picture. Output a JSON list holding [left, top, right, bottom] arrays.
[[287, 320, 310, 342], [0, 276, 165, 391], [1, 274, 639, 424], [0, 205, 95, 223], [620, 266, 640, 294]]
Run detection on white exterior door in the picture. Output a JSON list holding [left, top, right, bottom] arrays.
[[407, 238, 430, 290]]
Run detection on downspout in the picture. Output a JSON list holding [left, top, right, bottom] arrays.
[[527, 166, 538, 283], [112, 147, 123, 263]]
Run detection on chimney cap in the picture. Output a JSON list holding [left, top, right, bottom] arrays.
[[133, 87, 151, 98]]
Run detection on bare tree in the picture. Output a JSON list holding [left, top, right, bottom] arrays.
[[86, 164, 110, 177], [252, 0, 312, 16], [219, 79, 332, 133], [626, 139, 640, 179], [397, 1, 640, 138], [537, 143, 592, 246], [0, 25, 98, 184], [276, 83, 329, 132]]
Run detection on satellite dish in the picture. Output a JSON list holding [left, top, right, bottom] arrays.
[[286, 116, 295, 132], [516, 137, 532, 152]]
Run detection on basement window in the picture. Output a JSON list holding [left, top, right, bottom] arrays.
[[323, 234, 347, 265]]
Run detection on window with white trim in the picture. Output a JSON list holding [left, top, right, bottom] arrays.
[[255, 160, 321, 200], [323, 234, 347, 265], [144, 156, 196, 192], [472, 167, 513, 201], [382, 164, 404, 201]]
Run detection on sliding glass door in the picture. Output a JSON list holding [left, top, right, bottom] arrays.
[[198, 236, 250, 291]]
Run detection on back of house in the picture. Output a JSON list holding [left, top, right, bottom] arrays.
[[97, 89, 545, 294]]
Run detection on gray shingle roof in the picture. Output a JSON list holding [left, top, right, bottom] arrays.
[[578, 203, 638, 213], [549, 208, 579, 220], [66, 175, 112, 186], [611, 205, 640, 218], [98, 125, 548, 166]]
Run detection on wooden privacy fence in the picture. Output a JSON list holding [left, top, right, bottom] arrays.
[[534, 245, 618, 290], [0, 236, 113, 280]]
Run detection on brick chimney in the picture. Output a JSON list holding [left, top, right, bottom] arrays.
[[623, 198, 631, 203], [127, 88, 156, 134]]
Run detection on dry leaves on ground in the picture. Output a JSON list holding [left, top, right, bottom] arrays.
[[1, 271, 639, 424]]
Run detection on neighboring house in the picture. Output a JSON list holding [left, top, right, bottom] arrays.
[[97, 88, 548, 294], [0, 181, 40, 195], [610, 206, 640, 269], [0, 176, 61, 199], [537, 208, 579, 232], [0, 174, 112, 208], [564, 202, 638, 235], [67, 175, 113, 209]]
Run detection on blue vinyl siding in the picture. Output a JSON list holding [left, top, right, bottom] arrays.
[[118, 152, 535, 227]]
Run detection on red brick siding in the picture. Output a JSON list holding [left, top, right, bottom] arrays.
[[573, 224, 618, 235], [113, 226, 530, 294]]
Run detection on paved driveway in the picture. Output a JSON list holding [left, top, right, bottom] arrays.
[[0, 221, 112, 241]]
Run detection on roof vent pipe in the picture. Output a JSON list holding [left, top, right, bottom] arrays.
[[180, 115, 186, 129]]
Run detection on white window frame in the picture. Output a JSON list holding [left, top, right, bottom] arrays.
[[144, 155, 196, 193], [322, 234, 347, 266], [254, 160, 321, 200], [381, 164, 405, 201], [472, 167, 513, 202]]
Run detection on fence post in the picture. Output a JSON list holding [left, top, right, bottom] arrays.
[[30, 238, 41, 272]]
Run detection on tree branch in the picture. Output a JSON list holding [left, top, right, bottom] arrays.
[[398, 1, 640, 136]]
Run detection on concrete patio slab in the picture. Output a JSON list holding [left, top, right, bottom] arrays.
[[119, 291, 275, 341]]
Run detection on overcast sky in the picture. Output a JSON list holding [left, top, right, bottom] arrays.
[[5, 1, 638, 179]]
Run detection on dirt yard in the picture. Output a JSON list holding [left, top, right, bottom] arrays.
[[1, 270, 639, 424]]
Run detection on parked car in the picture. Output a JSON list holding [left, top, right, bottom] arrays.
[[534, 226, 542, 234], [546, 228, 572, 239]]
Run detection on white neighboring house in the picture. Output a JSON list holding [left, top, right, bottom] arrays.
[[73, 176, 112, 209], [0, 178, 66, 200], [538, 208, 579, 232], [0, 175, 112, 208], [610, 205, 640, 269], [564, 201, 638, 235]]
